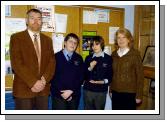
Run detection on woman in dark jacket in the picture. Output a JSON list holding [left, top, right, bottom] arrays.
[[109, 28, 144, 110]]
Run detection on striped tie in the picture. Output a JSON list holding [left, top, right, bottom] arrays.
[[33, 34, 41, 72]]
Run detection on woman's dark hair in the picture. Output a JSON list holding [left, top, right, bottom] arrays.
[[91, 36, 105, 51]]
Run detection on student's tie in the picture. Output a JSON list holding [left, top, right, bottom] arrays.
[[33, 34, 41, 72], [67, 54, 71, 61]]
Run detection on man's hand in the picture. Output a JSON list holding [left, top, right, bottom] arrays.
[[60, 90, 73, 100], [31, 86, 39, 93], [31, 80, 45, 93], [41, 76, 46, 86]]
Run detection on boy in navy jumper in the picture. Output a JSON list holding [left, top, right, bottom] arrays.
[[83, 36, 112, 110], [51, 33, 84, 110]]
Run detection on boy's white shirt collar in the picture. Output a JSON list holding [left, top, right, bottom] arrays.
[[63, 48, 73, 57], [92, 51, 104, 58]]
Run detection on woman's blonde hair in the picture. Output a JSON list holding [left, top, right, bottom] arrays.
[[114, 28, 134, 49]]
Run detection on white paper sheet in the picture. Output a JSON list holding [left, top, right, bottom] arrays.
[[5, 18, 26, 52], [109, 27, 120, 44], [83, 10, 98, 24], [55, 13, 67, 33], [52, 33, 64, 53]]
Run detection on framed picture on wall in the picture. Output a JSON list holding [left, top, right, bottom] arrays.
[[142, 46, 155, 67]]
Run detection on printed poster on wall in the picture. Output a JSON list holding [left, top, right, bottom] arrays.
[[52, 33, 64, 53], [35, 5, 55, 32], [83, 10, 98, 24], [95, 9, 110, 23]]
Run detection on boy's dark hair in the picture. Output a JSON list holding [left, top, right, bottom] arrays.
[[26, 9, 42, 17], [64, 33, 80, 45], [91, 36, 105, 51]]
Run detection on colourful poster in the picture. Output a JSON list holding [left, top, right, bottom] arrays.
[[35, 5, 55, 32]]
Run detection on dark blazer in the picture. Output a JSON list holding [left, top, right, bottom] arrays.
[[10, 30, 56, 98]]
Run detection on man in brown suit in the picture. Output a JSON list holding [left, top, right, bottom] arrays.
[[10, 9, 56, 110]]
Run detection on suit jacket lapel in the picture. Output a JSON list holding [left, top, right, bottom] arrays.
[[40, 33, 45, 72], [24, 30, 39, 63]]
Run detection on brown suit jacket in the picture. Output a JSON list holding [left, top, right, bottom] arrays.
[[10, 30, 56, 98]]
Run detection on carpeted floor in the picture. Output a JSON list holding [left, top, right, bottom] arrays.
[[5, 89, 84, 110], [5, 87, 111, 110]]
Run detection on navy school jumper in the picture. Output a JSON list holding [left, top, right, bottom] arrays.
[[51, 50, 84, 99], [83, 53, 112, 92]]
